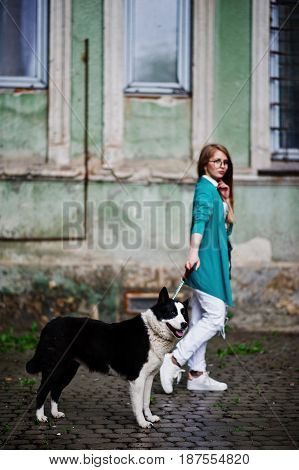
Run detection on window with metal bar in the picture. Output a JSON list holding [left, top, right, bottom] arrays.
[[0, 0, 48, 88], [270, 0, 299, 160], [123, 0, 191, 95]]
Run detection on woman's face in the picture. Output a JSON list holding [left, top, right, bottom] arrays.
[[204, 150, 229, 181]]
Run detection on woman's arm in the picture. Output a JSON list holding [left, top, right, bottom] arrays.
[[218, 179, 234, 229], [187, 188, 213, 271], [185, 233, 202, 270]]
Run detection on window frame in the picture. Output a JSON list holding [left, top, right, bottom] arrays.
[[251, 0, 299, 175], [123, 0, 191, 95], [103, 0, 214, 167], [0, 0, 48, 89]]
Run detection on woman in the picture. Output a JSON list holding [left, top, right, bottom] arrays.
[[160, 143, 234, 393]]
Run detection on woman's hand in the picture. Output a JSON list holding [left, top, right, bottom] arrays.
[[185, 247, 200, 271], [217, 179, 230, 201]]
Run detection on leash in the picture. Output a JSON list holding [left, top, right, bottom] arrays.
[[172, 263, 228, 341], [172, 264, 196, 300]]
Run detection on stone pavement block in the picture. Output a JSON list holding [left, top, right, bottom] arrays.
[[173, 442, 194, 448], [131, 442, 163, 449], [1, 329, 299, 450]]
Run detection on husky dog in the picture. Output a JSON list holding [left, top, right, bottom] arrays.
[[26, 287, 189, 428]]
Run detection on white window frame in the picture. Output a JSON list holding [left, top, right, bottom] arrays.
[[47, 0, 72, 165], [0, 0, 48, 89], [123, 0, 191, 95], [103, 0, 214, 166], [270, 0, 299, 161], [251, 0, 271, 171]]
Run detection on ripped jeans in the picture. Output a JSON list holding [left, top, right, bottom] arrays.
[[173, 288, 227, 372]]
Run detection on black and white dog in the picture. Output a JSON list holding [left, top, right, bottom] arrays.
[[26, 287, 189, 428]]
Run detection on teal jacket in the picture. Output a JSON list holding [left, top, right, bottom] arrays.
[[185, 176, 234, 307]]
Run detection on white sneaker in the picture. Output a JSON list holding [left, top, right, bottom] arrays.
[[160, 354, 185, 394], [187, 371, 227, 391]]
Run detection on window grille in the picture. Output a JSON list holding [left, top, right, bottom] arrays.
[[270, 0, 299, 160]]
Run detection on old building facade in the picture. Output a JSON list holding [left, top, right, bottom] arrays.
[[0, 0, 298, 330]]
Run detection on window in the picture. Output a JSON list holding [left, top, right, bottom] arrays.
[[124, 0, 191, 95], [270, 0, 299, 160], [0, 0, 48, 88]]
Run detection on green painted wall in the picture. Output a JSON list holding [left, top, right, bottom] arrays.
[[233, 184, 298, 261], [71, 0, 191, 161], [0, 181, 84, 238], [124, 98, 192, 160], [87, 182, 193, 259], [0, 181, 298, 261], [0, 0, 104, 163], [0, 0, 252, 166], [213, 0, 251, 167], [71, 0, 103, 161], [88, 182, 299, 262], [0, 92, 47, 160]]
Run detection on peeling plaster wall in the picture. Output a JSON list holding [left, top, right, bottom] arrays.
[[0, 181, 84, 238], [0, 262, 298, 332], [0, 92, 48, 161], [232, 184, 298, 262], [0, 181, 298, 330], [1, 182, 298, 262], [0, 0, 298, 331], [124, 97, 192, 160]]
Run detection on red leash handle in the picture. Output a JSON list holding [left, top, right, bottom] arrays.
[[182, 263, 196, 281]]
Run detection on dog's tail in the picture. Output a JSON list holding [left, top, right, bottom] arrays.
[[26, 354, 41, 374]]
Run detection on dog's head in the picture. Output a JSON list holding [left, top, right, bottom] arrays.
[[150, 286, 189, 339]]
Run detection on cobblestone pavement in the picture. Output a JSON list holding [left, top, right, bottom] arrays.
[[0, 329, 298, 450]]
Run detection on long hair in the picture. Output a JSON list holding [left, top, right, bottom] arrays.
[[197, 143, 234, 224]]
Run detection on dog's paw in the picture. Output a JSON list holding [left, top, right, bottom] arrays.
[[148, 415, 160, 423], [37, 414, 48, 423], [138, 420, 153, 429], [144, 412, 160, 423], [52, 411, 65, 419]]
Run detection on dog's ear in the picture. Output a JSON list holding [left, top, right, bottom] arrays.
[[158, 286, 169, 304], [182, 298, 190, 323]]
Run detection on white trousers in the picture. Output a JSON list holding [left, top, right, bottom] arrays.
[[173, 289, 227, 372]]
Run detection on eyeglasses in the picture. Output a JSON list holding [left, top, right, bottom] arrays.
[[209, 159, 229, 168]]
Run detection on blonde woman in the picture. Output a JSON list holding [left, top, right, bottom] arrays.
[[160, 143, 234, 393]]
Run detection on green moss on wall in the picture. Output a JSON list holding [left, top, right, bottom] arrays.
[[0, 266, 121, 330]]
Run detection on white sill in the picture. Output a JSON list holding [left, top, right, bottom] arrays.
[[0, 157, 299, 185]]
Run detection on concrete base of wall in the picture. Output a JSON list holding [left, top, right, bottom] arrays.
[[0, 262, 298, 333], [230, 264, 299, 332]]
